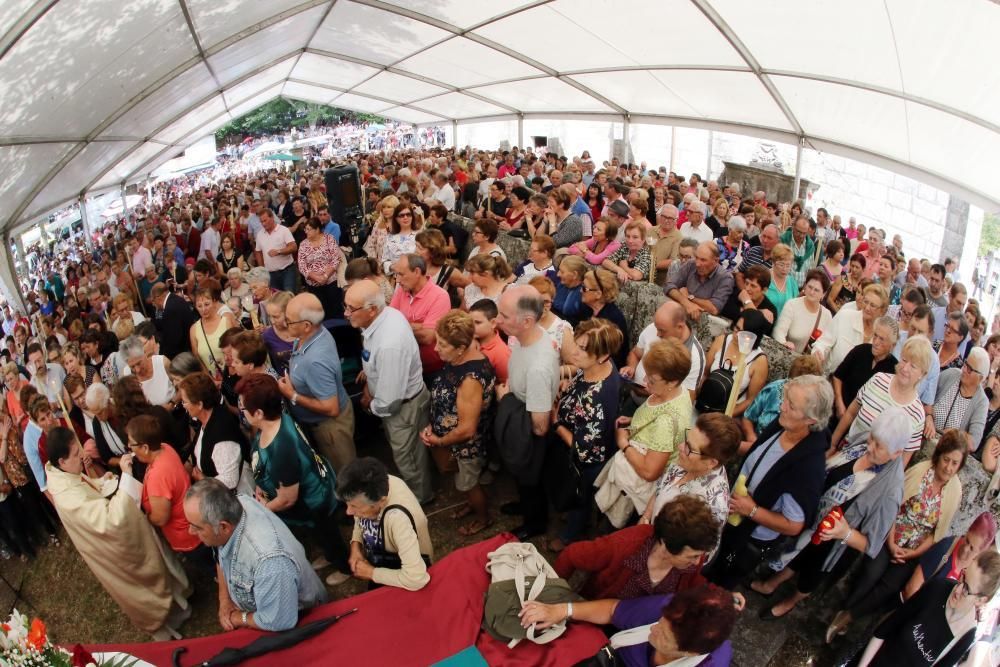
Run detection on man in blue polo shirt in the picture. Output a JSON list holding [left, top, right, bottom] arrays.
[[277, 293, 355, 473]]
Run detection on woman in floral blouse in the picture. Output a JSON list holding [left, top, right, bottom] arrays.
[[827, 430, 964, 639], [381, 203, 421, 274], [640, 413, 742, 534], [549, 318, 623, 552], [420, 311, 495, 536]]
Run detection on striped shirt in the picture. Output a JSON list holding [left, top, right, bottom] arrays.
[[736, 245, 773, 274], [847, 372, 925, 452]]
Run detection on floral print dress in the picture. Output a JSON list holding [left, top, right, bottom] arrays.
[[429, 358, 495, 460], [894, 468, 942, 550], [556, 370, 621, 465]]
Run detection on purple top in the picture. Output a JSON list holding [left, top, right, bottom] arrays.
[[610, 595, 732, 667], [262, 326, 294, 377]]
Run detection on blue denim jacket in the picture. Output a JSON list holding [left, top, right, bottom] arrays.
[[219, 495, 327, 630]]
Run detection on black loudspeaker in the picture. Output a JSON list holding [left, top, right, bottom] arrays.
[[325, 165, 363, 249], [533, 135, 547, 148]]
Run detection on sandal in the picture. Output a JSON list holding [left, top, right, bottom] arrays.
[[449, 504, 473, 521], [457, 518, 493, 536], [749, 579, 778, 597]]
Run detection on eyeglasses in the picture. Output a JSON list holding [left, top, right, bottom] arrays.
[[679, 433, 705, 457], [959, 571, 986, 598], [397, 211, 412, 218], [947, 325, 963, 336], [343, 303, 368, 315], [963, 362, 983, 376], [586, 271, 606, 299]]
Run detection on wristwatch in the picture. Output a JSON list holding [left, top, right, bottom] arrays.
[[290, 392, 298, 406], [241, 611, 248, 627]]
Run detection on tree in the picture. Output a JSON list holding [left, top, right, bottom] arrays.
[[979, 213, 1000, 258], [215, 99, 387, 144]]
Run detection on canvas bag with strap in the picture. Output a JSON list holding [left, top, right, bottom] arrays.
[[483, 542, 577, 648]]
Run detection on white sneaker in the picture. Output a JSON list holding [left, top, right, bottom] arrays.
[[310, 555, 332, 570], [325, 571, 351, 586]]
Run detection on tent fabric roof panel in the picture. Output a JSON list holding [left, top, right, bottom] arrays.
[[472, 0, 745, 72], [311, 1, 451, 66], [0, 0, 197, 138], [281, 81, 337, 105], [25, 140, 136, 222], [714, 0, 904, 92], [380, 106, 445, 125], [772, 75, 910, 164], [100, 62, 219, 139], [206, 5, 326, 87], [415, 92, 510, 120], [153, 95, 229, 145], [471, 77, 614, 113], [186, 0, 309, 48], [290, 52, 381, 90], [0, 143, 79, 214], [223, 59, 297, 109], [226, 84, 285, 122], [375, 0, 541, 30], [394, 37, 545, 89], [93, 141, 181, 191], [351, 71, 450, 105], [327, 92, 395, 114]]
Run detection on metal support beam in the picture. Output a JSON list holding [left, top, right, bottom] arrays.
[[79, 195, 92, 248], [706, 130, 713, 181], [623, 115, 631, 164], [517, 114, 524, 149], [120, 184, 129, 222], [793, 139, 804, 203], [451, 120, 458, 148], [669, 126, 677, 176]]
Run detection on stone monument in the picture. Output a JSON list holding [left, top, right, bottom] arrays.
[[719, 143, 819, 204]]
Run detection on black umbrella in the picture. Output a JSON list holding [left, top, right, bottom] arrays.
[[172, 608, 358, 667]]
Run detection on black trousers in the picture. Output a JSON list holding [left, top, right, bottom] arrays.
[[704, 523, 781, 590], [0, 495, 35, 557], [516, 482, 548, 533], [15, 482, 59, 539], [844, 544, 917, 618], [307, 282, 344, 320], [313, 510, 351, 573]]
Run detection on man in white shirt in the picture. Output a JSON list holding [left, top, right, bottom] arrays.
[[431, 173, 455, 212], [200, 218, 221, 263], [679, 201, 713, 243], [253, 209, 297, 292], [620, 301, 705, 404], [130, 234, 154, 276]]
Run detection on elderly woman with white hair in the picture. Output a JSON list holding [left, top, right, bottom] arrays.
[[83, 382, 128, 469], [752, 407, 913, 619], [716, 215, 750, 272], [705, 374, 834, 590], [931, 346, 990, 452], [245, 266, 274, 328], [120, 334, 176, 408]]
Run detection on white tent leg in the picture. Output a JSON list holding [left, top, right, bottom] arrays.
[[0, 234, 25, 311], [793, 139, 803, 202]]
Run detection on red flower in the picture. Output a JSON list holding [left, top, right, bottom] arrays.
[[26, 618, 46, 650], [70, 644, 96, 667]]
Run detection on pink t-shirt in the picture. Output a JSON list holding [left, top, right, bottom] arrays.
[[390, 280, 451, 373]]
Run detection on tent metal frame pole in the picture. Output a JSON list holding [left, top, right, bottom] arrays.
[[451, 120, 457, 148], [120, 183, 129, 222], [793, 139, 804, 203], [517, 114, 524, 149], [706, 130, 713, 181], [669, 126, 677, 176], [78, 194, 92, 249]]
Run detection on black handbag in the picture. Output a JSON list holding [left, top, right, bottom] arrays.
[[366, 504, 432, 570], [543, 430, 584, 512]]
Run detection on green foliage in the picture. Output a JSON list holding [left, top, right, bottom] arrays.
[[215, 99, 386, 144], [979, 213, 1000, 258]]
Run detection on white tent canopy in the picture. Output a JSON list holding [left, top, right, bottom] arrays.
[[2, 0, 1000, 242]]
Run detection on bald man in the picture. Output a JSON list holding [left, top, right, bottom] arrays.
[[277, 293, 356, 473], [621, 301, 705, 403], [343, 282, 434, 505]]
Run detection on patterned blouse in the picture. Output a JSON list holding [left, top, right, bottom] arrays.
[[382, 232, 417, 271], [716, 236, 750, 273], [297, 234, 340, 287], [429, 358, 495, 460], [894, 467, 943, 550], [629, 391, 691, 454], [556, 370, 621, 465], [606, 244, 652, 277], [0, 417, 29, 488], [650, 463, 730, 528]]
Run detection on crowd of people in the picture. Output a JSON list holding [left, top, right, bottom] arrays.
[[2, 138, 1000, 665]]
